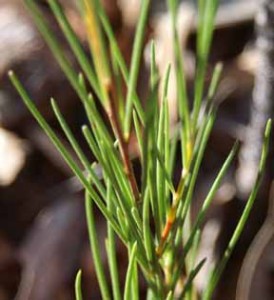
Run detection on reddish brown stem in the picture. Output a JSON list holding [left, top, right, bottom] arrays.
[[106, 84, 140, 202]]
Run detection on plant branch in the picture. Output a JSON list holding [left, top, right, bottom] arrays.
[[107, 83, 140, 202]]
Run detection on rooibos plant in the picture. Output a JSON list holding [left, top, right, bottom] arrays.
[[9, 0, 271, 299]]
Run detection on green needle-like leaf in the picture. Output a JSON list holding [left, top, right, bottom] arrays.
[[133, 110, 144, 161], [168, 0, 191, 170], [75, 270, 83, 300], [207, 62, 223, 101], [157, 96, 167, 226], [51, 98, 106, 199], [85, 189, 111, 300], [124, 242, 138, 300], [106, 179, 122, 300], [143, 189, 154, 263], [192, 0, 219, 127], [179, 258, 207, 299]]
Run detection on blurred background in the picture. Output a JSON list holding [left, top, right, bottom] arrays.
[[0, 0, 273, 299]]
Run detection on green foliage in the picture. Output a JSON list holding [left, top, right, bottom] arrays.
[[9, 0, 271, 299], [75, 270, 83, 300]]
